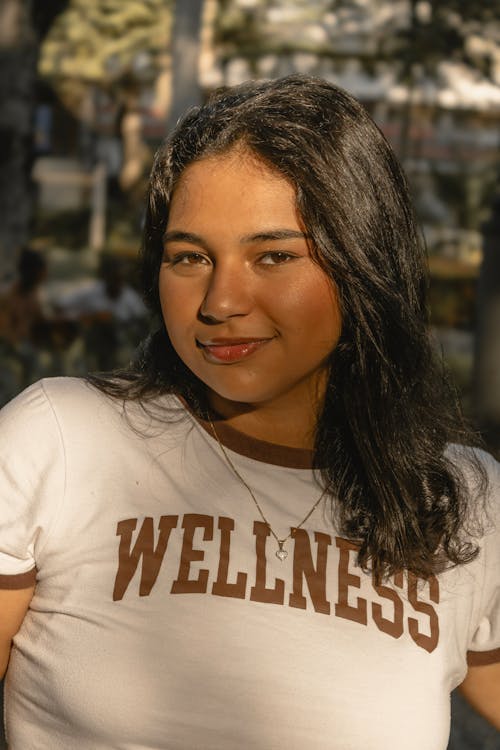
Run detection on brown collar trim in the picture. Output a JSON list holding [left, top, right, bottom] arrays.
[[178, 396, 315, 469]]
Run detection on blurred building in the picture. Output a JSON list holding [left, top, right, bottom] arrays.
[[35, 1, 500, 268]]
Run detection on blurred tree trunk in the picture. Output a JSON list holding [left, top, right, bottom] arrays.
[[0, 0, 37, 282], [167, 0, 204, 133], [397, 0, 418, 163], [474, 186, 500, 458], [118, 89, 150, 200]]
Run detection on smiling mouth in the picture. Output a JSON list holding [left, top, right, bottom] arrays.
[[196, 338, 272, 363]]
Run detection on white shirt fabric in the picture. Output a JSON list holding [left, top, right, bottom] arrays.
[[0, 378, 499, 750]]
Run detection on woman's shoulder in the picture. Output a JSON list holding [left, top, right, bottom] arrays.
[[0, 379, 104, 451], [1, 377, 105, 419], [445, 443, 500, 541], [445, 443, 500, 488], [1, 377, 182, 433], [1, 378, 191, 466]]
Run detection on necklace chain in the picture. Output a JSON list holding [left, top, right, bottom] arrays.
[[207, 416, 328, 560]]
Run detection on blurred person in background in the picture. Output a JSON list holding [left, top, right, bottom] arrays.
[[58, 253, 147, 370], [475, 188, 500, 461], [0, 248, 50, 401], [0, 76, 498, 750]]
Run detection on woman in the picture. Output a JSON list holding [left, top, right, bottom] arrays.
[[1, 75, 499, 749]]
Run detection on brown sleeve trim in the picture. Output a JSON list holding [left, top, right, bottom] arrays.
[[0, 568, 36, 590], [467, 648, 500, 667]]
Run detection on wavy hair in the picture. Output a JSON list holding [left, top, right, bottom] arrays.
[[90, 75, 487, 580]]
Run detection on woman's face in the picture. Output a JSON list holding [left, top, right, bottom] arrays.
[[159, 148, 342, 415]]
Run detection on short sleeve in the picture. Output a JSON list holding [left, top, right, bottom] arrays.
[[0, 380, 65, 588], [466, 451, 500, 666]]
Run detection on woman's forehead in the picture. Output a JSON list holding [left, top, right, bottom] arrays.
[[168, 149, 300, 228]]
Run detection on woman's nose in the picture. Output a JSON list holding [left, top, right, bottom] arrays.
[[199, 261, 252, 322]]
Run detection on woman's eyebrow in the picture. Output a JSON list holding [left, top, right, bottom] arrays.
[[163, 228, 310, 247], [163, 230, 209, 249], [240, 229, 310, 243]]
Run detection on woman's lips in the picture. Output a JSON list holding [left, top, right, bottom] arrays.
[[198, 338, 272, 363]]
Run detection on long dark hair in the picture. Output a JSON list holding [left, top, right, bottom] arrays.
[[90, 75, 487, 580]]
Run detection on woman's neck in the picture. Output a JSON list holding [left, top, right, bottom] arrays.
[[207, 389, 323, 450]]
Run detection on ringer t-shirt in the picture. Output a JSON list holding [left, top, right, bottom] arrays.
[[0, 377, 499, 749]]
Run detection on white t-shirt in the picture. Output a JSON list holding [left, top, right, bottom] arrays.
[[0, 378, 499, 749]]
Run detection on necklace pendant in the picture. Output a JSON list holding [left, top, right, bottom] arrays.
[[276, 545, 288, 561]]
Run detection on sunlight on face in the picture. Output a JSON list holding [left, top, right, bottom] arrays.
[[159, 148, 342, 418]]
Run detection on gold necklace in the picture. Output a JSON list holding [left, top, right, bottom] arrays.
[[207, 416, 328, 561]]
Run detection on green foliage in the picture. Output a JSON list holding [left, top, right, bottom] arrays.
[[392, 0, 500, 80], [39, 0, 173, 85]]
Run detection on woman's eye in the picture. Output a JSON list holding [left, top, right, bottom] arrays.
[[168, 252, 209, 266], [259, 251, 296, 265]]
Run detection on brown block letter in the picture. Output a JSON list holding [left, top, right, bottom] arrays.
[[171, 514, 214, 594], [113, 516, 178, 601], [371, 571, 404, 638], [408, 573, 439, 653], [212, 516, 247, 599], [250, 521, 285, 605], [289, 529, 331, 614], [334, 537, 367, 625]]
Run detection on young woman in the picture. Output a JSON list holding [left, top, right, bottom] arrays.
[[1, 75, 499, 749]]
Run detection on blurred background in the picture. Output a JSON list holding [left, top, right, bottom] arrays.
[[0, 1, 499, 747]]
